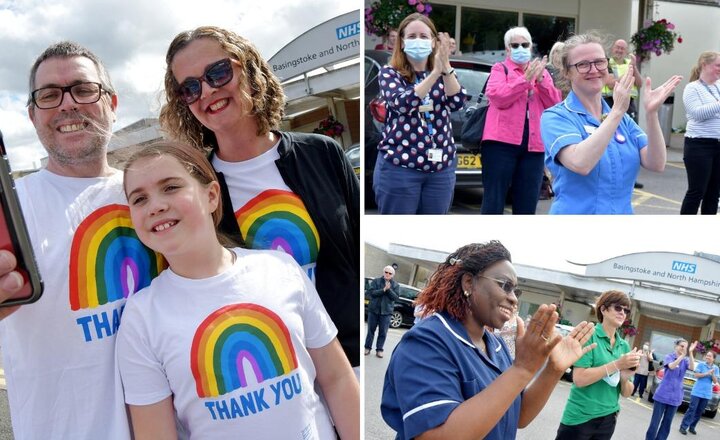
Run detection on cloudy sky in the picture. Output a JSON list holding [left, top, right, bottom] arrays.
[[0, 0, 356, 170], [364, 216, 720, 274]]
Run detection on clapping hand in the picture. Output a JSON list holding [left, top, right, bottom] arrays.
[[643, 74, 682, 114], [433, 32, 452, 76], [610, 65, 634, 116], [547, 321, 597, 373], [513, 304, 561, 375]]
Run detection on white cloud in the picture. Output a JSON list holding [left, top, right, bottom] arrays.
[[0, 0, 356, 169]]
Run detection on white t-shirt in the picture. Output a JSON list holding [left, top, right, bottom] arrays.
[[117, 247, 337, 439], [212, 145, 319, 283], [0, 169, 163, 439]]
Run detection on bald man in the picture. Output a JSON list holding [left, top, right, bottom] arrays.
[[364, 265, 399, 358]]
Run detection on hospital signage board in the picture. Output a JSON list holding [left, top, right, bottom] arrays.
[[268, 10, 360, 81], [581, 252, 720, 295]]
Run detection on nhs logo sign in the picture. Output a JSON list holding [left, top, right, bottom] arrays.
[[336, 21, 360, 40], [671, 261, 697, 274]]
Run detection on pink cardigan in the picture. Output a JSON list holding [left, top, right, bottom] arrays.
[[482, 59, 562, 152]]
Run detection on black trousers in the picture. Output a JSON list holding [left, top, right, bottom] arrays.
[[680, 137, 720, 214], [555, 412, 618, 440]]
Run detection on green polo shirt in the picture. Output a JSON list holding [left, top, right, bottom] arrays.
[[560, 322, 630, 426]]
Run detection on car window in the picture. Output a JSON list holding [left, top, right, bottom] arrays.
[[398, 286, 420, 300], [454, 69, 489, 102], [365, 57, 381, 87]]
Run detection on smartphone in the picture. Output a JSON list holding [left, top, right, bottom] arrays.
[[0, 129, 43, 306]]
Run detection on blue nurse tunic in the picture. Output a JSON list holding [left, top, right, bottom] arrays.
[[541, 91, 648, 214], [381, 312, 521, 440]]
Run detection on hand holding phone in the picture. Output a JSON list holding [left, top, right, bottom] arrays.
[[0, 129, 43, 308]]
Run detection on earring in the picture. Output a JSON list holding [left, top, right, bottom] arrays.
[[463, 290, 471, 298]]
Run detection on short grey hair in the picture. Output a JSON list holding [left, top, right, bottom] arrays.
[[504, 26, 532, 49], [27, 41, 116, 107]]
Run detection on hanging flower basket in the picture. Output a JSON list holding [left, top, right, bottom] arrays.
[[313, 115, 344, 138], [631, 18, 682, 62], [620, 319, 637, 337], [695, 339, 720, 355], [365, 0, 432, 38]]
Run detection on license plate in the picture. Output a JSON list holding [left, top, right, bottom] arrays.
[[457, 153, 481, 169], [684, 378, 694, 386]]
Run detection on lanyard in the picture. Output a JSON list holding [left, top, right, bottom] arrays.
[[415, 72, 435, 141], [700, 80, 720, 102]]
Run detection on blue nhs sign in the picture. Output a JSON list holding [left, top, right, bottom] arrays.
[[336, 21, 360, 40], [671, 261, 697, 274]]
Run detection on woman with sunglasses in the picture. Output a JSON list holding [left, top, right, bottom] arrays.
[[373, 13, 466, 214], [541, 33, 682, 214], [382, 241, 597, 440], [645, 338, 697, 440], [479, 27, 561, 214], [555, 290, 642, 440], [159, 26, 360, 372]]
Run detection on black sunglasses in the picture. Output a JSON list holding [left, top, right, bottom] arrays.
[[510, 42, 531, 49], [177, 58, 234, 105], [609, 304, 631, 315], [478, 275, 521, 298]]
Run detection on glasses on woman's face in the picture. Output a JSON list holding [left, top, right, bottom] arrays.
[[478, 275, 521, 298], [510, 42, 530, 49], [177, 58, 234, 105], [610, 304, 631, 315], [568, 58, 609, 74]]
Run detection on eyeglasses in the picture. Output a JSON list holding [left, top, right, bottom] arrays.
[[478, 275, 521, 298], [177, 58, 234, 105], [568, 58, 609, 74], [30, 82, 106, 110], [510, 42, 531, 49], [384, 271, 393, 275], [610, 304, 631, 315]]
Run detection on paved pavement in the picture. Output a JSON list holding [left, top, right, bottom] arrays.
[[365, 324, 720, 439]]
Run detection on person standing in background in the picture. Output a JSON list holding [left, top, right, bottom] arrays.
[[375, 28, 398, 51], [365, 266, 399, 358], [680, 51, 720, 215], [645, 339, 697, 440], [631, 341, 656, 399], [602, 40, 643, 121], [480, 26, 562, 214], [679, 350, 719, 435]]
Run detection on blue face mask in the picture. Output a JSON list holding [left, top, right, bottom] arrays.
[[403, 38, 433, 62], [511, 47, 532, 64]]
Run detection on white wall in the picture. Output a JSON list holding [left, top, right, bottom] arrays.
[[640, 1, 720, 130]]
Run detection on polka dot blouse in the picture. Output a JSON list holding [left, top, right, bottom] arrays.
[[377, 66, 467, 172]]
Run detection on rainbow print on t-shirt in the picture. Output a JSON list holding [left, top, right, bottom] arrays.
[[235, 189, 319, 267], [69, 204, 164, 311], [190, 303, 299, 398]]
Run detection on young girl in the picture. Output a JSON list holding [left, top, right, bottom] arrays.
[[116, 141, 359, 439]]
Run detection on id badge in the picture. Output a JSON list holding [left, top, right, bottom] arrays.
[[427, 148, 443, 163], [419, 103, 433, 113]]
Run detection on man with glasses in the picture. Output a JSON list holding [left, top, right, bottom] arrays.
[[0, 42, 156, 439], [602, 39, 646, 189], [364, 265, 399, 358]]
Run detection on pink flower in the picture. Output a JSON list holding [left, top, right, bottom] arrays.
[[416, 3, 425, 12], [408, 0, 417, 5], [678, 36, 683, 43], [666, 22, 675, 30]]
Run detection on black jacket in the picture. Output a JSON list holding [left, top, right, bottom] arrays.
[[367, 277, 399, 315], [213, 131, 361, 366]]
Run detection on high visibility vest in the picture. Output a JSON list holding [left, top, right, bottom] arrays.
[[602, 58, 639, 98]]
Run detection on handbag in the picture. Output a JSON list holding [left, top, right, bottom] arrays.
[[460, 63, 508, 151]]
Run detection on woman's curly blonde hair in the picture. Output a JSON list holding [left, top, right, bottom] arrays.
[[160, 26, 286, 150]]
